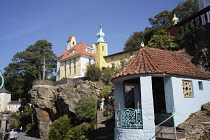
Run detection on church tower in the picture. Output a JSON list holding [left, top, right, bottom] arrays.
[[95, 25, 108, 69], [67, 35, 76, 50]]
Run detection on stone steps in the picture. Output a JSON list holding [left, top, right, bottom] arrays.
[[93, 111, 114, 140], [156, 126, 186, 140]]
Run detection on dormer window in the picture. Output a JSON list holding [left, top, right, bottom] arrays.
[[69, 50, 74, 55], [86, 47, 93, 53]]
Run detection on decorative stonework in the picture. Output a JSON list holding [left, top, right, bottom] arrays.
[[182, 80, 193, 98]]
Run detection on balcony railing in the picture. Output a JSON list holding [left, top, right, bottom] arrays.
[[115, 108, 143, 129], [174, 5, 210, 35]]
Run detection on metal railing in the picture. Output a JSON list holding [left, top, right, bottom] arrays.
[[174, 5, 210, 35], [115, 108, 143, 129]]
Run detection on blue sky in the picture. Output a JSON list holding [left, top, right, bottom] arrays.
[[0, 0, 183, 71]]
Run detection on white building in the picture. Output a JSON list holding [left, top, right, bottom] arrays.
[[0, 88, 11, 112], [112, 47, 210, 140], [56, 35, 95, 80], [7, 101, 21, 112]]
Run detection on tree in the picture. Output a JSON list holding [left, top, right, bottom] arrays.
[[148, 33, 179, 51], [123, 31, 144, 51], [172, 0, 199, 21], [48, 115, 72, 140], [148, 10, 172, 28], [75, 96, 97, 123], [101, 67, 116, 85], [4, 40, 56, 100], [85, 64, 102, 82], [144, 27, 167, 44], [124, 0, 198, 52], [148, 0, 198, 28]]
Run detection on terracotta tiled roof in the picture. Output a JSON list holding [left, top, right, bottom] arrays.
[[113, 47, 210, 79], [57, 42, 95, 61]]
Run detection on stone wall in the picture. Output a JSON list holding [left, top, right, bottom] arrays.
[[29, 79, 103, 140]]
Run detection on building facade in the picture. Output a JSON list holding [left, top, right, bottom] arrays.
[[57, 25, 138, 80], [7, 101, 21, 112], [112, 47, 210, 140], [57, 36, 95, 80], [0, 88, 11, 112]]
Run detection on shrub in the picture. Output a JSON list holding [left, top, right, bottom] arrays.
[[10, 121, 20, 130], [101, 67, 116, 85], [48, 115, 72, 140], [75, 96, 97, 123], [64, 122, 93, 140], [25, 123, 33, 134], [85, 64, 102, 81]]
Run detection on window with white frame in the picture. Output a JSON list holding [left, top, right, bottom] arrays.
[[182, 80, 193, 98]]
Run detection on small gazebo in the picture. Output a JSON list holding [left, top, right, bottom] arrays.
[[112, 46, 210, 140]]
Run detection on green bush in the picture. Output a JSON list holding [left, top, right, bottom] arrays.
[[10, 121, 20, 130], [64, 122, 93, 140], [85, 64, 102, 81], [48, 115, 72, 140], [101, 67, 116, 85], [25, 123, 33, 134], [75, 96, 97, 123]]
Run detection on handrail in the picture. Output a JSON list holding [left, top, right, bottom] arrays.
[[155, 108, 175, 128], [150, 108, 177, 140]]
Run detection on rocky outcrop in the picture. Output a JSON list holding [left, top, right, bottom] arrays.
[[178, 102, 210, 140], [29, 80, 103, 140]]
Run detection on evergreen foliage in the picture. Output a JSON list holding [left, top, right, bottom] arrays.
[[85, 64, 102, 81], [75, 96, 97, 123], [148, 10, 172, 28], [124, 0, 199, 51], [64, 122, 93, 140], [48, 115, 72, 140], [101, 67, 116, 85], [148, 32, 179, 51], [148, 0, 198, 28], [123, 32, 144, 51], [172, 0, 199, 22], [4, 40, 56, 100]]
